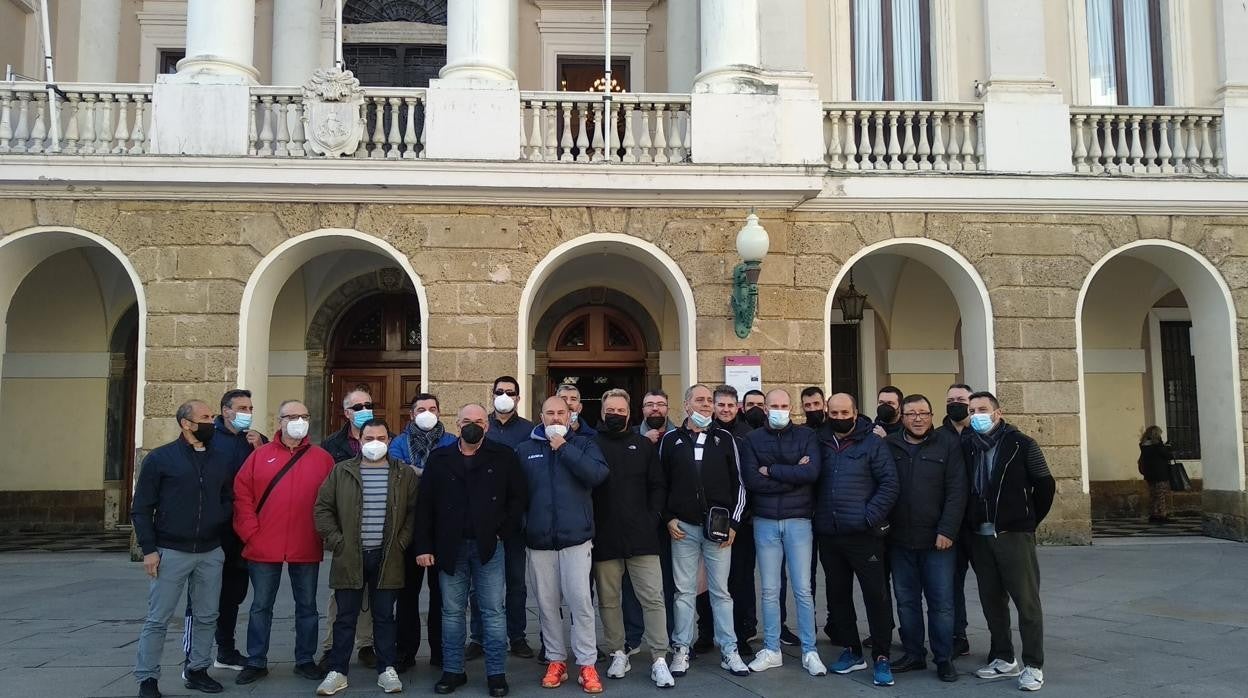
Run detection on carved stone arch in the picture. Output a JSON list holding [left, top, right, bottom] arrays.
[[343, 0, 448, 25], [304, 268, 417, 437]]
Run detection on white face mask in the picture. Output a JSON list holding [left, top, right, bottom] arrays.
[[768, 409, 791, 429], [284, 418, 309, 441], [361, 440, 388, 462], [493, 393, 516, 414], [544, 424, 568, 440], [414, 411, 438, 431]]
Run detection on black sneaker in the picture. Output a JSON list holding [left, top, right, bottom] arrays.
[[538, 644, 550, 665], [316, 653, 332, 674], [736, 638, 755, 657], [294, 662, 326, 680], [692, 636, 714, 654], [395, 654, 417, 673], [235, 666, 267, 685], [487, 673, 509, 697], [937, 660, 959, 682], [213, 648, 247, 671], [510, 638, 535, 659], [891, 655, 927, 673], [953, 636, 970, 657], [431, 653, 443, 668], [779, 626, 800, 646], [138, 677, 161, 698], [183, 669, 223, 694], [434, 671, 468, 694], [358, 645, 377, 668]]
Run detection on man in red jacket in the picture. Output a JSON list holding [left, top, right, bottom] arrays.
[[232, 399, 336, 686]]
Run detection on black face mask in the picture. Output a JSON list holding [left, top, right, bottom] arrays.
[[645, 414, 667, 430], [603, 414, 628, 432], [460, 423, 485, 445], [876, 404, 898, 424], [191, 421, 215, 445], [945, 402, 969, 422], [743, 407, 766, 429], [804, 410, 826, 428], [829, 417, 856, 434]]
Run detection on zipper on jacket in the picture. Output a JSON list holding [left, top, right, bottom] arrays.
[[991, 443, 1020, 538], [549, 449, 559, 546], [193, 454, 205, 553]]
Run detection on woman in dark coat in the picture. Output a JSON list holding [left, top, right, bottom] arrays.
[[1137, 426, 1173, 523]]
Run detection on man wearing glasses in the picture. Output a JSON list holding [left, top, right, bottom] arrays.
[[323, 389, 378, 464], [883, 394, 967, 684], [635, 390, 675, 445], [485, 376, 533, 450], [232, 400, 336, 686]]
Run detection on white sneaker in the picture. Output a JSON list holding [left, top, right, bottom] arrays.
[[607, 650, 631, 679], [670, 647, 690, 677], [802, 651, 827, 677], [316, 670, 349, 696], [651, 658, 676, 688], [377, 667, 403, 694], [975, 658, 1023, 679], [748, 648, 783, 672], [1018, 666, 1045, 691], [720, 650, 750, 676]]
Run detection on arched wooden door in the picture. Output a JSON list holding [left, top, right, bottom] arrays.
[[545, 306, 647, 429], [327, 293, 422, 434]]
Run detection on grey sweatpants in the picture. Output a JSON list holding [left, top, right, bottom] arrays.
[[134, 546, 224, 682], [527, 540, 597, 667]]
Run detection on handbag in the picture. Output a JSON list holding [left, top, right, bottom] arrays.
[[1168, 461, 1191, 492]]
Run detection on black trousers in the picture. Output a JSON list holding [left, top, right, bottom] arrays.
[[215, 555, 250, 653], [818, 533, 894, 660], [970, 532, 1044, 668], [397, 545, 442, 660], [329, 549, 397, 675]]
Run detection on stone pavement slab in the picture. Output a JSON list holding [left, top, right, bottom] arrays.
[[0, 537, 1245, 697]]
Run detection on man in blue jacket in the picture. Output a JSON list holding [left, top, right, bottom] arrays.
[[516, 396, 610, 692], [740, 389, 826, 677], [814, 392, 900, 687], [131, 399, 234, 698]]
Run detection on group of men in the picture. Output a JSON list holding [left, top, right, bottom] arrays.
[[130, 374, 1055, 698]]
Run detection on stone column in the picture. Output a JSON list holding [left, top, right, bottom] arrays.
[[76, 0, 122, 83], [666, 0, 698, 92], [1216, 0, 1248, 176], [759, 0, 825, 165], [151, 0, 257, 155], [979, 0, 1071, 172], [272, 0, 322, 86], [697, 0, 760, 83], [424, 0, 521, 160]]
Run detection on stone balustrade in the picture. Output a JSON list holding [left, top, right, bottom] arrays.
[[1069, 107, 1224, 175], [249, 86, 428, 159], [519, 92, 692, 164], [0, 83, 152, 155], [824, 103, 984, 171]]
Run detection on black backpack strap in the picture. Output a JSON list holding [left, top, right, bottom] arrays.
[[255, 447, 311, 514]]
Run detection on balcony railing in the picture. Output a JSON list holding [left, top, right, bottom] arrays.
[[248, 86, 428, 158], [520, 92, 691, 164], [0, 82, 152, 154], [1069, 106, 1223, 175], [824, 103, 983, 171]]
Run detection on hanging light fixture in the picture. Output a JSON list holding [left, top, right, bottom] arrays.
[[838, 268, 868, 323], [731, 211, 770, 339]]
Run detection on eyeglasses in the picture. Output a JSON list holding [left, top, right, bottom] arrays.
[[493, 389, 518, 397], [642, 402, 668, 409], [902, 411, 933, 419], [280, 413, 311, 421], [347, 402, 374, 412]]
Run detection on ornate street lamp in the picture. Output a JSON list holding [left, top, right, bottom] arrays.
[[731, 211, 769, 339], [837, 268, 868, 323]]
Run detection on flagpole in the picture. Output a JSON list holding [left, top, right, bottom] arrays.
[[334, 0, 344, 69], [37, 0, 61, 152], [603, 0, 612, 164]]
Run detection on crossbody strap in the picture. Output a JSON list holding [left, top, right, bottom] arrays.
[[255, 447, 310, 514]]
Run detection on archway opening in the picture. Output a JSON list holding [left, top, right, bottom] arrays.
[[240, 230, 428, 440], [1078, 242, 1245, 539], [824, 239, 994, 410], [0, 229, 145, 530]]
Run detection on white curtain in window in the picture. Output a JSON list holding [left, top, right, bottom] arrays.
[[892, 0, 923, 101], [1086, 0, 1117, 105], [854, 0, 884, 100], [1122, 0, 1156, 106]]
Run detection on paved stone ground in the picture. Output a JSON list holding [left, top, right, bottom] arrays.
[[2, 537, 1246, 698]]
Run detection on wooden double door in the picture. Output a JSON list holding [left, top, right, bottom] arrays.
[[327, 293, 423, 435], [328, 368, 423, 435]]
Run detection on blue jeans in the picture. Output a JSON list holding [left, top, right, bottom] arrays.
[[670, 521, 735, 654], [328, 549, 397, 675], [443, 540, 506, 676], [470, 530, 526, 643], [754, 518, 816, 653], [245, 561, 320, 667], [134, 547, 223, 682], [889, 546, 956, 663]]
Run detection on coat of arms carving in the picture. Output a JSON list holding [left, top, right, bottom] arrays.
[[301, 68, 366, 157]]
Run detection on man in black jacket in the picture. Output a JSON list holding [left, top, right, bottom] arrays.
[[131, 400, 233, 698], [415, 403, 527, 698], [322, 388, 375, 463], [591, 389, 674, 687], [740, 389, 826, 677], [706, 385, 757, 656], [884, 394, 967, 682], [963, 391, 1055, 693], [938, 383, 974, 658], [660, 384, 750, 678]]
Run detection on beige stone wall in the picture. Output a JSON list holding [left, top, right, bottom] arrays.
[[5, 199, 1248, 541]]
